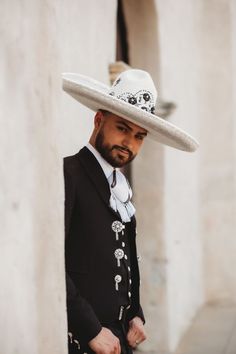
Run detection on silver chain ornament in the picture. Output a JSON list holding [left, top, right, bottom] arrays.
[[114, 274, 122, 291], [114, 248, 124, 267], [111, 221, 125, 241]]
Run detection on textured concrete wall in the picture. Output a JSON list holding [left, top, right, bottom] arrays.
[[125, 0, 203, 352], [60, 0, 117, 157], [122, 1, 168, 353], [0, 1, 116, 353], [0, 2, 67, 353], [150, 0, 235, 352], [156, 1, 204, 350], [196, 0, 236, 305], [232, 0, 236, 214]]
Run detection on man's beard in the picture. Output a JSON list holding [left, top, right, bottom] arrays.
[[95, 130, 136, 167]]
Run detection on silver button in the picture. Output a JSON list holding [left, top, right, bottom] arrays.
[[112, 221, 125, 240], [128, 266, 131, 271], [74, 339, 80, 350], [124, 254, 128, 260], [114, 275, 122, 291], [128, 291, 131, 298], [114, 249, 124, 267], [68, 332, 73, 344], [122, 242, 125, 247], [129, 279, 132, 284]]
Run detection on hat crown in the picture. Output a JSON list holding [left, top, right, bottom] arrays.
[[109, 69, 158, 114]]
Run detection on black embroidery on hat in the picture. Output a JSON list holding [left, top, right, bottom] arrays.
[[128, 96, 137, 105], [114, 78, 121, 86], [143, 93, 150, 101], [116, 90, 155, 114]]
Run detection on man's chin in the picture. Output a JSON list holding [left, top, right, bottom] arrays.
[[112, 153, 130, 167], [114, 153, 136, 167], [111, 159, 126, 168], [96, 146, 133, 167]]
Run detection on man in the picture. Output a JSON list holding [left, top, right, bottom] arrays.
[[63, 69, 198, 354]]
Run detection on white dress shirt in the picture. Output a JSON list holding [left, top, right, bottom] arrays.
[[86, 143, 135, 222]]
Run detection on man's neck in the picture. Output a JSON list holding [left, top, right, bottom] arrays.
[[86, 143, 114, 178]]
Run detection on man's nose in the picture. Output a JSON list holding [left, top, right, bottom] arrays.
[[122, 137, 133, 150]]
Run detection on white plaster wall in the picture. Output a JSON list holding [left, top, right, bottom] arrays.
[[122, 1, 168, 352], [0, 1, 117, 353], [155, 0, 236, 351], [112, 1, 236, 353], [60, 0, 117, 157], [0, 2, 67, 353], [133, 141, 167, 354], [124, 1, 203, 352], [232, 0, 236, 207], [156, 0, 204, 351], [195, 0, 236, 304]]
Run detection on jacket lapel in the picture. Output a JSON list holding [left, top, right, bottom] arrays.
[[77, 147, 121, 218]]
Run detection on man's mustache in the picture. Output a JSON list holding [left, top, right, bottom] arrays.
[[112, 145, 133, 158]]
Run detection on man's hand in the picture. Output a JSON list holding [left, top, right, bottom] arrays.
[[126, 316, 146, 348], [88, 327, 121, 354]]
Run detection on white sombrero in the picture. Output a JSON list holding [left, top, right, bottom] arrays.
[[62, 69, 199, 152]]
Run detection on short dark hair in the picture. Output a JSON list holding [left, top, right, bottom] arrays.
[[98, 109, 110, 116]]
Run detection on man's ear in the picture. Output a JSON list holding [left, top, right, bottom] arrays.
[[94, 111, 104, 130]]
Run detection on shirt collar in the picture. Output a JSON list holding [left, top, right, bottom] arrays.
[[86, 143, 114, 179]]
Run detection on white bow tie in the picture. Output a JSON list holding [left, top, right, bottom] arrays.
[[108, 169, 135, 223]]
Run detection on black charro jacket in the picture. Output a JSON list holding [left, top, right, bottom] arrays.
[[64, 147, 144, 346]]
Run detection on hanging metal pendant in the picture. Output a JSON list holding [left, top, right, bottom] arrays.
[[73, 339, 80, 350], [68, 332, 73, 344], [114, 248, 124, 267], [111, 220, 125, 240], [114, 274, 122, 291]]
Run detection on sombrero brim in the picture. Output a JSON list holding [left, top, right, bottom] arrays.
[[62, 73, 199, 152]]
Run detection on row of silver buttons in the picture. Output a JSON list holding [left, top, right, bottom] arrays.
[[112, 220, 131, 296]]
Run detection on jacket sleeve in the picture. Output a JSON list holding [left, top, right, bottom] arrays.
[[131, 305, 145, 324], [64, 158, 102, 345], [66, 273, 102, 343]]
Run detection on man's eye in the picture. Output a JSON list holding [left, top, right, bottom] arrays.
[[117, 126, 126, 132], [136, 135, 144, 140]]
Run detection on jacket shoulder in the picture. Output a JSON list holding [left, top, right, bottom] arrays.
[[63, 152, 81, 174], [64, 152, 79, 165]]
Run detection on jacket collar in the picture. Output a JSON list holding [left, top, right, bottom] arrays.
[[86, 143, 114, 179], [77, 146, 136, 228], [77, 146, 119, 218]]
